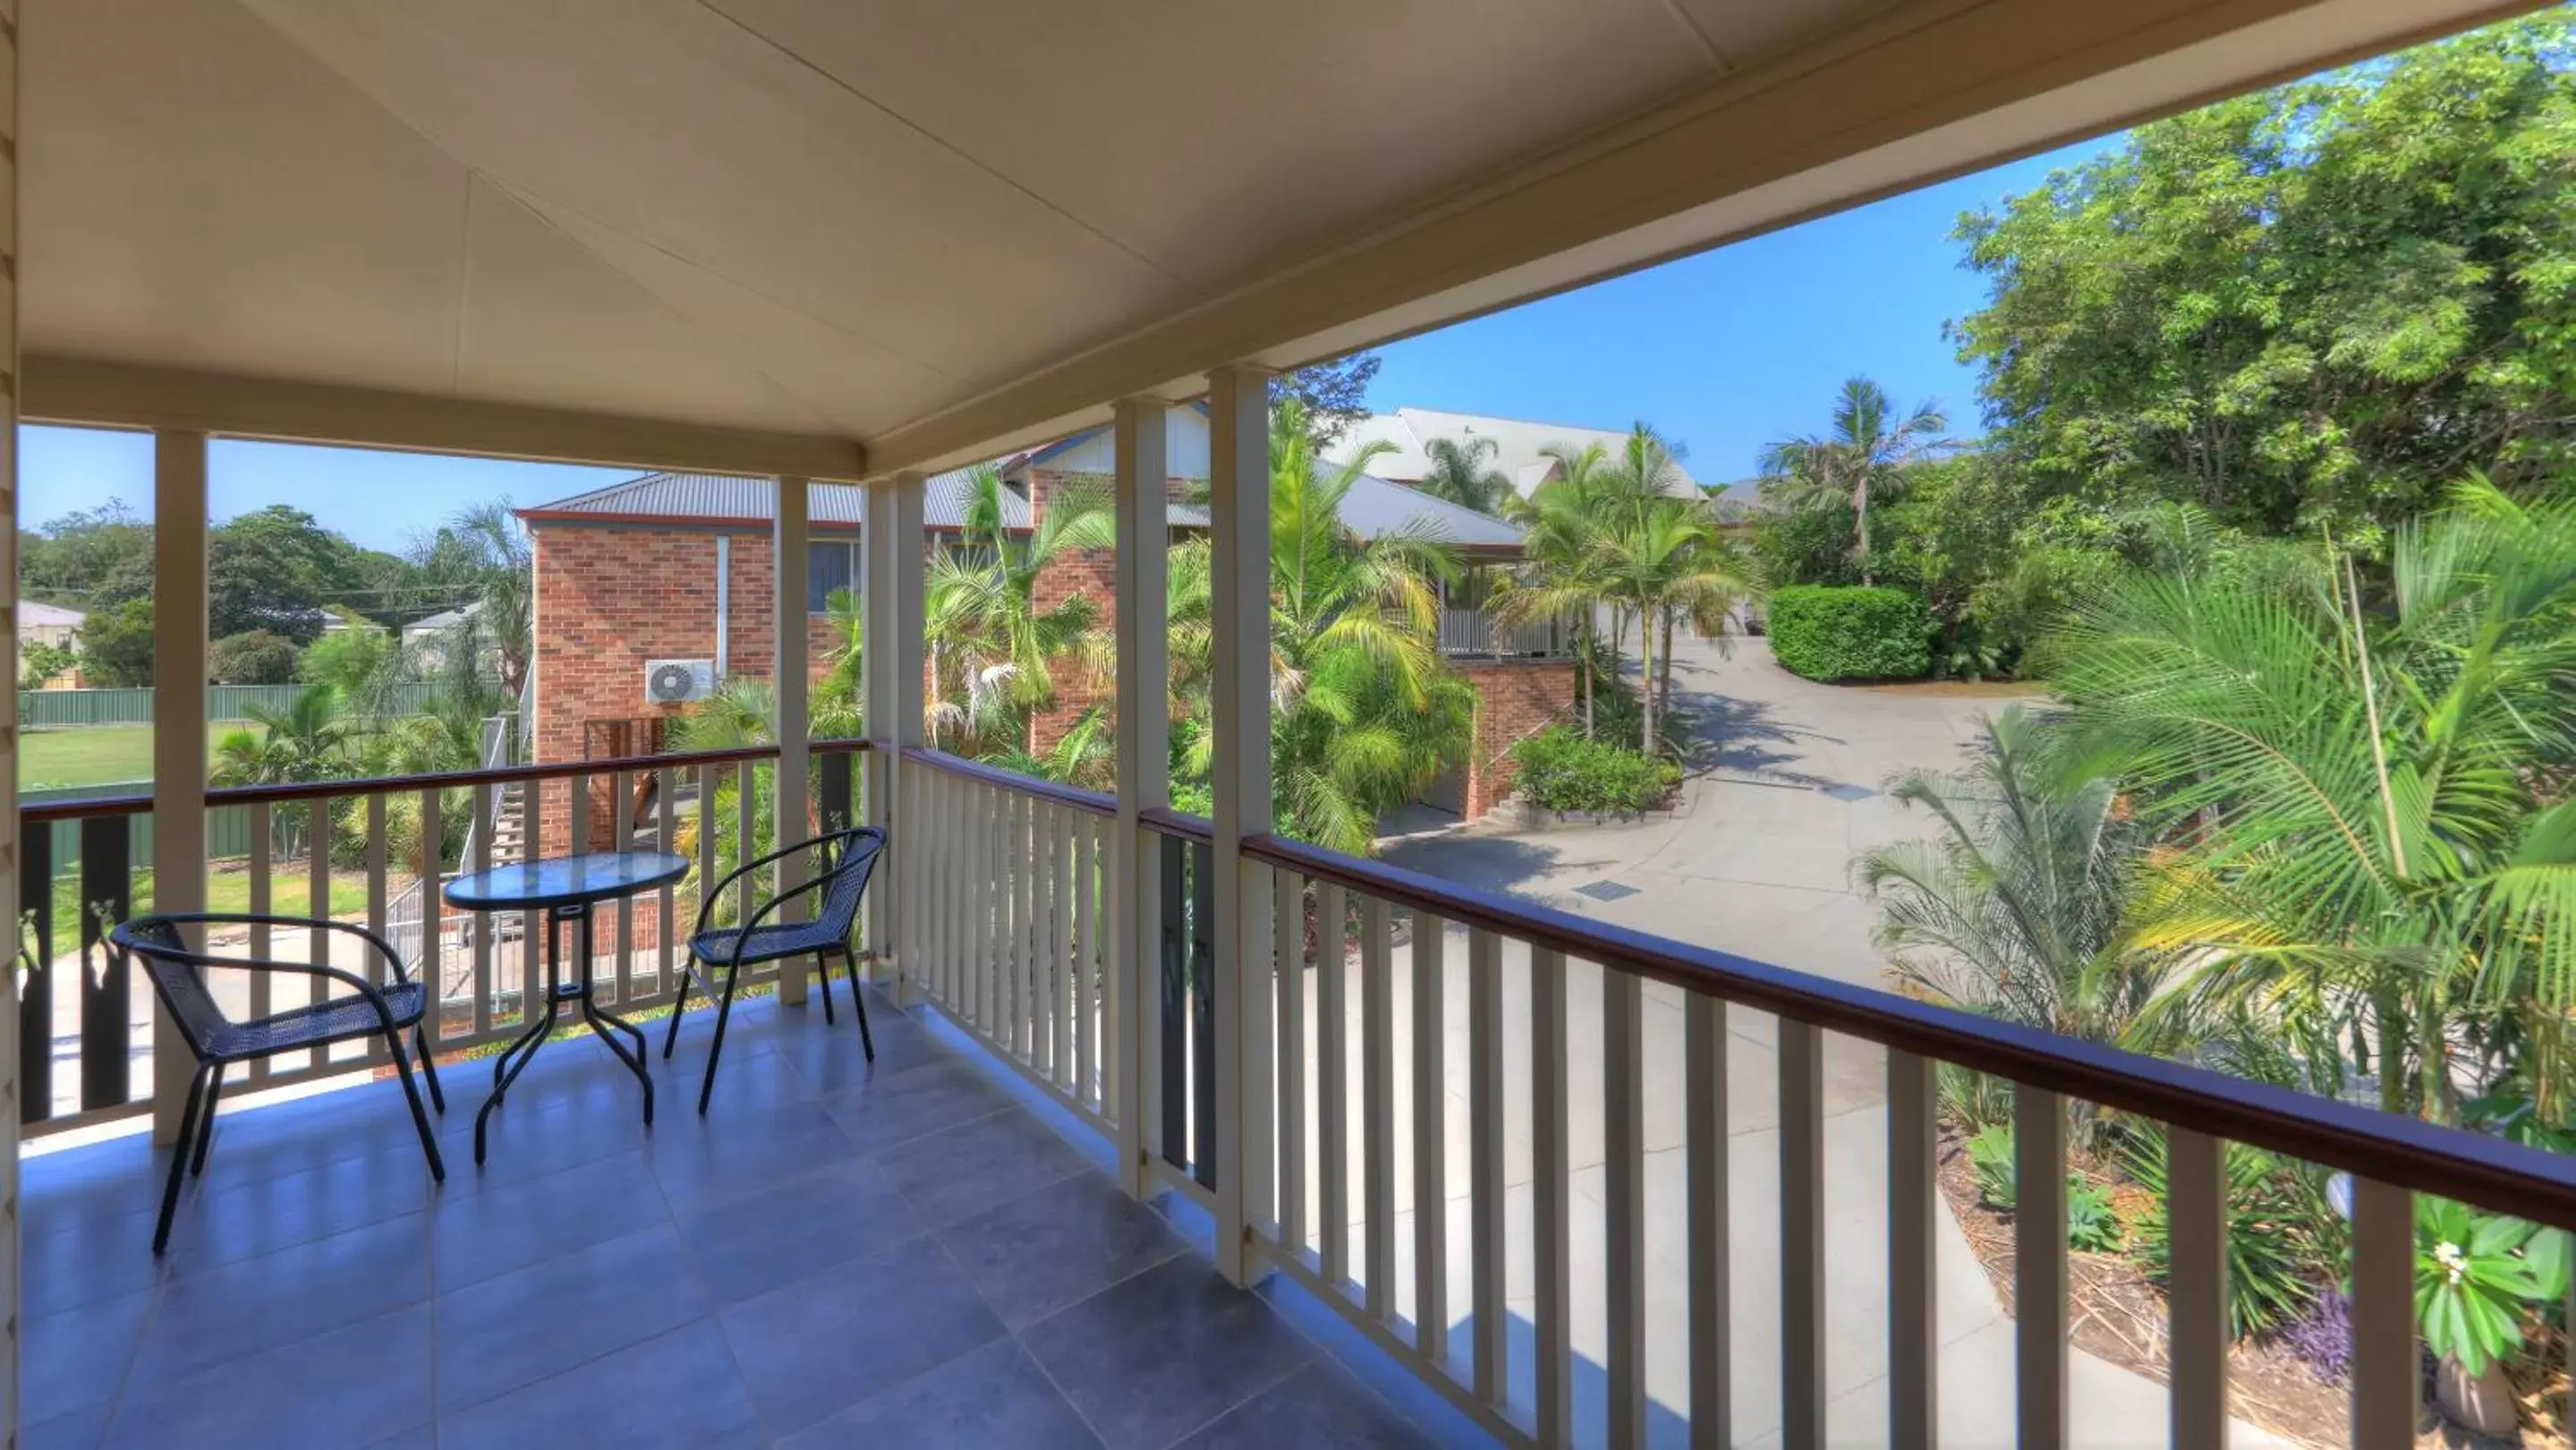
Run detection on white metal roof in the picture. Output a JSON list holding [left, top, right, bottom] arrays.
[[1331, 409, 1704, 499], [17, 601, 84, 628]]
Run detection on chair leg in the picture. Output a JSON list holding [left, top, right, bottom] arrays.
[[815, 951, 836, 1025], [697, 962, 742, 1116], [154, 1065, 212, 1256], [384, 1030, 447, 1184], [190, 1062, 225, 1178], [414, 1027, 446, 1113], [663, 966, 694, 1060], [844, 948, 875, 1062]]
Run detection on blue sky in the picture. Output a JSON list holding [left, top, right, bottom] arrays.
[[19, 136, 2113, 550]]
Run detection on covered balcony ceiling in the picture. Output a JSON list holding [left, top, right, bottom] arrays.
[[19, 0, 2539, 476]]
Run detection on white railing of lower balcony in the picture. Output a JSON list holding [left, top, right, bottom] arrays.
[[18, 739, 867, 1137]]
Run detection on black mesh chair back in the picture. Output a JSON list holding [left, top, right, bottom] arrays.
[[118, 917, 232, 1058], [812, 828, 886, 942], [669, 825, 888, 1113], [108, 912, 447, 1252]]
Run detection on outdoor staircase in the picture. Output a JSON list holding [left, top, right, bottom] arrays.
[[487, 780, 529, 861]]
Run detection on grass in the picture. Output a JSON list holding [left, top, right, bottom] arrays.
[[38, 865, 375, 947], [22, 725, 252, 791]]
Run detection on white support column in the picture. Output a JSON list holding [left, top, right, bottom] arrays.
[[1207, 365, 1272, 1284], [863, 472, 925, 998], [0, 7, 23, 1438], [152, 430, 210, 1143], [1111, 397, 1169, 1199], [775, 475, 812, 1005]]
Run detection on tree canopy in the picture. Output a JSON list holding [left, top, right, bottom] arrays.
[[1951, 14, 2576, 545]]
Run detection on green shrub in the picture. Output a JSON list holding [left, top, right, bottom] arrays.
[[1967, 1122, 2122, 1253], [1509, 726, 1681, 814], [1766, 584, 1933, 681], [2124, 1133, 2334, 1340]]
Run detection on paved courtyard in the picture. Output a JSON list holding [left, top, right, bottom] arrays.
[[1352, 637, 2292, 1447]]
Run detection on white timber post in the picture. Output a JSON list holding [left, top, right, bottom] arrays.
[[0, 4, 22, 1436], [1207, 365, 1273, 1284], [863, 472, 925, 999], [1111, 398, 1169, 1199], [774, 475, 812, 1005], [152, 430, 211, 1144]]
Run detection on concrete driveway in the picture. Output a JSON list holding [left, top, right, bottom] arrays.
[[1305, 638, 2290, 1446]]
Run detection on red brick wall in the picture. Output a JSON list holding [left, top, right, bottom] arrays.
[[1455, 659, 1577, 817], [1025, 469, 1117, 756], [531, 524, 850, 853]]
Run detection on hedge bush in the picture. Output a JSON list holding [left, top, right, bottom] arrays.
[[1766, 584, 1934, 681], [1509, 726, 1681, 814]]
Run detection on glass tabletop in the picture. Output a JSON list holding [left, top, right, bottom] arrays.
[[443, 851, 692, 910]]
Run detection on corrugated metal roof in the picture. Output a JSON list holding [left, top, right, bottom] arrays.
[[522, 457, 1525, 550], [520, 469, 1023, 531], [19, 600, 86, 627], [1329, 408, 1703, 500]]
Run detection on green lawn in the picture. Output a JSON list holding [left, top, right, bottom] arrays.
[[22, 725, 251, 790]]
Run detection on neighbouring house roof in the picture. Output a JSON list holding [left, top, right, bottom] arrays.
[[19, 600, 85, 628], [402, 600, 485, 637], [517, 470, 1027, 533], [1706, 480, 1769, 525], [1329, 408, 1704, 501], [520, 434, 1528, 554]]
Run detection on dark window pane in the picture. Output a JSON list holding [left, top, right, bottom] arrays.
[[809, 541, 854, 613]]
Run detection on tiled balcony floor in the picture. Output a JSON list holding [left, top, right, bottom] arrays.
[[20, 987, 1450, 1450]]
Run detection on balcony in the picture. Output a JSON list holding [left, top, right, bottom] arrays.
[[24, 693, 2576, 1449]]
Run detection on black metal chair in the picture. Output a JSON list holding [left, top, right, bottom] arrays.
[[667, 825, 886, 1113], [108, 913, 447, 1254]]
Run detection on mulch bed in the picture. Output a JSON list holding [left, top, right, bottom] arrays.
[[1933, 1126, 2574, 1448]]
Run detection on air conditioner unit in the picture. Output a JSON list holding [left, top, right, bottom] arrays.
[[644, 659, 715, 706]]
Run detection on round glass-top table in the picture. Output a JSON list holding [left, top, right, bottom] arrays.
[[445, 850, 690, 1163]]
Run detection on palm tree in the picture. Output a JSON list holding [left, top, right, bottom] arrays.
[[1594, 496, 1750, 754], [1862, 704, 2155, 1050], [1759, 377, 1949, 586], [1492, 441, 1619, 737], [1417, 436, 1514, 516], [923, 464, 1114, 754], [1166, 401, 1472, 854], [2044, 478, 2576, 1124]]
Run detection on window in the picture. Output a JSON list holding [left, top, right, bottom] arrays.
[[808, 540, 862, 613]]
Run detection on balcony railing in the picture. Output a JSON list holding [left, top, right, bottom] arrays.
[[17, 739, 866, 1138], [894, 745, 2571, 1448], [32, 738, 2576, 1446], [1440, 604, 1570, 660]]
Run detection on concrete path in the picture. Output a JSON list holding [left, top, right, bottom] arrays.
[[1328, 639, 2290, 1446]]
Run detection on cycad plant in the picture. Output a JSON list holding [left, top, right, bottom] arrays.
[[2045, 478, 2576, 1123], [1862, 703, 2155, 1048]]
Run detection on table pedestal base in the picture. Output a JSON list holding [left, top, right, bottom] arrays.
[[474, 900, 654, 1164]]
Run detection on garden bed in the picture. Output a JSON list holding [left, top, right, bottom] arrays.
[[1933, 1125, 2571, 1447]]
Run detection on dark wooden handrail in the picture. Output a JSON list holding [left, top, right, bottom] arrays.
[[21, 738, 869, 823], [1243, 829, 2576, 1227], [1138, 806, 1214, 845], [901, 746, 1117, 817]]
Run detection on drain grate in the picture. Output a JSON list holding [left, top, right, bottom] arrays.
[[1572, 879, 1640, 902], [1820, 783, 1875, 802]]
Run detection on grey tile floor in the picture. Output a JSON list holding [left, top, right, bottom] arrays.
[[19, 987, 1457, 1450]]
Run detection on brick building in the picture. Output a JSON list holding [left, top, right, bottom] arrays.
[[517, 407, 1574, 845]]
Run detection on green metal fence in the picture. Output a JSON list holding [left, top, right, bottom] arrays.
[[19, 683, 458, 728], [21, 783, 264, 875]]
